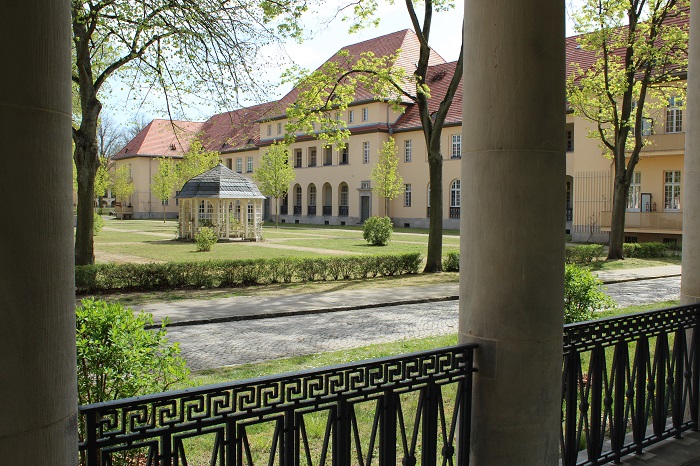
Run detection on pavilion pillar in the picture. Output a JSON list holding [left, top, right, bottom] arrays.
[[460, 0, 565, 464], [682, 0, 700, 306], [0, 0, 78, 463]]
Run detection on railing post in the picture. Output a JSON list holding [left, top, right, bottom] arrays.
[[282, 408, 294, 466], [673, 326, 686, 439], [334, 400, 352, 466], [633, 336, 650, 454], [421, 381, 438, 466], [589, 346, 605, 461], [693, 321, 700, 430], [562, 351, 579, 466], [653, 333, 669, 437], [457, 362, 474, 466], [379, 390, 397, 466], [85, 410, 99, 466], [161, 433, 173, 466], [611, 341, 628, 463]]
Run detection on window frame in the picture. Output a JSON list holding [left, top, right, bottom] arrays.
[[404, 139, 412, 162], [664, 170, 681, 211], [404, 183, 412, 207], [363, 142, 370, 164], [451, 134, 461, 159]]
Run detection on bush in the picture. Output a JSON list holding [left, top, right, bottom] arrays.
[[75, 253, 424, 294], [362, 216, 393, 246], [442, 252, 460, 272], [76, 299, 189, 464], [194, 227, 217, 252], [93, 212, 104, 236], [623, 241, 676, 258], [564, 244, 604, 265], [564, 264, 615, 323]]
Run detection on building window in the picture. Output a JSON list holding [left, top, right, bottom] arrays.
[[450, 180, 460, 218], [309, 185, 316, 206], [361, 180, 370, 189], [308, 147, 317, 167], [404, 139, 412, 162], [226, 158, 233, 170], [666, 97, 683, 133], [340, 145, 349, 164], [324, 147, 333, 165], [349, 110, 354, 123], [664, 170, 681, 210], [295, 149, 302, 168], [162, 198, 169, 206], [267, 124, 272, 136], [340, 185, 349, 206], [246, 156, 253, 173], [277, 122, 282, 135], [295, 185, 302, 208], [451, 135, 461, 159], [404, 184, 412, 207], [363, 142, 370, 164], [626, 172, 641, 211], [236, 158, 242, 173], [566, 130, 574, 152], [362, 107, 368, 122]]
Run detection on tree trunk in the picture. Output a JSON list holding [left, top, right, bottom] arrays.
[[74, 128, 101, 266], [424, 147, 443, 273], [385, 197, 389, 217], [275, 197, 279, 229], [163, 205, 167, 223], [607, 175, 629, 260]]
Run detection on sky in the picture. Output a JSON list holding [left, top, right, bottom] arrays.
[[103, 1, 583, 126]]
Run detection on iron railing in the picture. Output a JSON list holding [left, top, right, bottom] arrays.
[[322, 205, 332, 216], [307, 205, 316, 216], [280, 205, 288, 215], [79, 345, 477, 466], [566, 207, 573, 222], [293, 205, 302, 215], [561, 304, 700, 466], [339, 206, 349, 217], [449, 207, 460, 219]]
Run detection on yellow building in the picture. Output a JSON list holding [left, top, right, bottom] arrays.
[[113, 28, 688, 243]]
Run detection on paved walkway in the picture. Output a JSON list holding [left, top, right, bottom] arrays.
[[136, 265, 681, 327]]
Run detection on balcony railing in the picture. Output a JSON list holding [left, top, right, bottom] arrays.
[[566, 207, 573, 222], [79, 345, 477, 466], [599, 211, 683, 232], [293, 205, 302, 215], [427, 207, 430, 218], [307, 205, 316, 216], [561, 303, 700, 466], [322, 205, 332, 216], [449, 207, 460, 219], [339, 205, 349, 217], [280, 205, 288, 215]]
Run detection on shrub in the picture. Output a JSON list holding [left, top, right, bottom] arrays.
[[362, 216, 393, 246], [623, 241, 674, 258], [93, 212, 104, 236], [442, 252, 460, 272], [564, 264, 615, 324], [564, 244, 604, 264], [194, 227, 217, 252], [76, 299, 189, 464]]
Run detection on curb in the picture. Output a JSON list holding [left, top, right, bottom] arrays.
[[598, 273, 681, 285], [147, 295, 459, 329]]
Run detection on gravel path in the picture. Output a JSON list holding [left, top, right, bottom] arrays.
[[168, 277, 681, 371]]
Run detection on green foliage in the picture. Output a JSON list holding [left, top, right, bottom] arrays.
[[152, 157, 179, 222], [564, 244, 605, 265], [253, 142, 296, 227], [623, 241, 680, 258], [111, 164, 134, 203], [93, 212, 104, 236], [370, 138, 404, 215], [94, 159, 111, 198], [75, 253, 422, 293], [176, 139, 221, 189], [362, 216, 393, 246], [564, 264, 615, 324], [442, 252, 460, 272], [195, 227, 218, 252]]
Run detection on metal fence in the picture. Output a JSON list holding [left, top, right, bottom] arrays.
[[79, 345, 477, 466], [561, 304, 700, 466]]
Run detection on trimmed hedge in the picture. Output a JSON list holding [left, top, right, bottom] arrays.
[[565, 244, 604, 265], [442, 252, 460, 272], [623, 241, 681, 258], [76, 253, 423, 294]]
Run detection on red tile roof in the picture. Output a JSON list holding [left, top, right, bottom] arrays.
[[198, 101, 283, 153], [113, 119, 204, 159]]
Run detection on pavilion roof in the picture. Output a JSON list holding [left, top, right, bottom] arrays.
[[176, 164, 265, 199]]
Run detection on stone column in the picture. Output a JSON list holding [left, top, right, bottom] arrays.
[[0, 0, 77, 463], [460, 0, 565, 463], [682, 0, 699, 305]]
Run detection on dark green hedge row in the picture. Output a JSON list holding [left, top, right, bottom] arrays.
[[76, 253, 423, 294], [623, 241, 681, 258], [565, 244, 605, 265]]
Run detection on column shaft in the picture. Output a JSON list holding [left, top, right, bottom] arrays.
[[460, 0, 565, 463], [0, 0, 77, 463], [682, 0, 699, 305]]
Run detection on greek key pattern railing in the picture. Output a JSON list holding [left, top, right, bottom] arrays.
[[79, 345, 477, 466], [561, 304, 700, 466]]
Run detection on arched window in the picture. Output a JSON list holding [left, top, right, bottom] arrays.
[[450, 180, 461, 219], [339, 183, 349, 217]]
